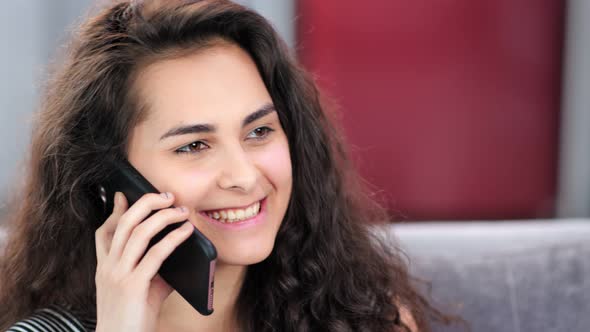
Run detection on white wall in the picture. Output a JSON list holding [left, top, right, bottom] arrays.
[[235, 0, 295, 49], [0, 0, 93, 214], [557, 0, 590, 218]]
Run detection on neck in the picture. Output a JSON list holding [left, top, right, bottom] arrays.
[[158, 263, 247, 332]]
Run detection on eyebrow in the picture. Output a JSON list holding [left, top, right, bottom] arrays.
[[159, 103, 276, 141]]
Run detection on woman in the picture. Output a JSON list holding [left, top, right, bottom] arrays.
[[0, 0, 451, 331]]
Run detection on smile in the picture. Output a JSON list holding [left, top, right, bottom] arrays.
[[200, 197, 266, 224]]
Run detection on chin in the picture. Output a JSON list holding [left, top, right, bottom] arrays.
[[217, 241, 275, 266]]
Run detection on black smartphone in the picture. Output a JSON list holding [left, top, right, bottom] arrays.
[[98, 158, 217, 316]]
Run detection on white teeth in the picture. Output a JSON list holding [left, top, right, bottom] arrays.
[[206, 200, 262, 223]]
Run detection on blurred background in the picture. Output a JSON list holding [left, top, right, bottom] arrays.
[[0, 0, 588, 222]]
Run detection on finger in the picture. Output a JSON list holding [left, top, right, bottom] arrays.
[[133, 221, 194, 280], [108, 192, 174, 259], [95, 191, 128, 261], [150, 274, 174, 304], [117, 206, 189, 273]]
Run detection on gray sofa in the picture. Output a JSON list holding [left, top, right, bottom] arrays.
[[391, 220, 590, 332], [1, 220, 588, 332]]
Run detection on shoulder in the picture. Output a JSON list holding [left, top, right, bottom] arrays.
[[6, 305, 95, 332]]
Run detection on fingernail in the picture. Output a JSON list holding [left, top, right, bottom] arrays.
[[161, 192, 170, 199], [114, 192, 121, 205]]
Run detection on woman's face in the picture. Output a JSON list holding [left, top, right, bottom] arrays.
[[126, 43, 292, 266]]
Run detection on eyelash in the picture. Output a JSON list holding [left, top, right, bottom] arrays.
[[174, 126, 275, 155]]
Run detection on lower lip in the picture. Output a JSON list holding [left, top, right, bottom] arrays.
[[199, 197, 267, 230]]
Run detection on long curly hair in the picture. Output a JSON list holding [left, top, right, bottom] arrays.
[[0, 1, 452, 331]]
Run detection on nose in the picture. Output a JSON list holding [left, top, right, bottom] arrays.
[[216, 145, 259, 193]]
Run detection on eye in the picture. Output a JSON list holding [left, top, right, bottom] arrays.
[[174, 141, 209, 154], [247, 126, 274, 140]]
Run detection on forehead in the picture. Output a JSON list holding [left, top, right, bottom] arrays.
[[132, 42, 272, 127]]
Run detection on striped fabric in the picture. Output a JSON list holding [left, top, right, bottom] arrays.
[[6, 306, 96, 332]]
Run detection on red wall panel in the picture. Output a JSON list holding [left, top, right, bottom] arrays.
[[297, 0, 564, 220]]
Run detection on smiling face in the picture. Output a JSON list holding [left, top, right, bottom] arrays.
[[126, 42, 292, 266]]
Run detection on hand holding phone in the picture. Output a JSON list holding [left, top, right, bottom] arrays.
[[95, 191, 196, 331], [96, 159, 216, 323]]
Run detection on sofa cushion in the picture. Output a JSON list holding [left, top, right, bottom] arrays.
[[390, 220, 590, 332]]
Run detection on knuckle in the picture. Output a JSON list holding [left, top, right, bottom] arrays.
[[95, 228, 104, 239], [130, 209, 183, 243], [149, 243, 171, 260], [159, 207, 183, 221], [147, 192, 168, 204], [96, 219, 112, 232], [131, 193, 173, 214], [148, 208, 183, 229], [152, 243, 169, 257], [129, 225, 150, 244], [99, 214, 118, 230], [117, 214, 134, 229]]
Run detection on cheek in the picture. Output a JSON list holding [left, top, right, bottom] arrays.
[[255, 140, 292, 188], [157, 167, 216, 205]]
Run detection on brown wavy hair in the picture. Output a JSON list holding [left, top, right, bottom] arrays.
[[0, 1, 453, 331]]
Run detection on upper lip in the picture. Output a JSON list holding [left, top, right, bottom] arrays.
[[200, 197, 265, 212]]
